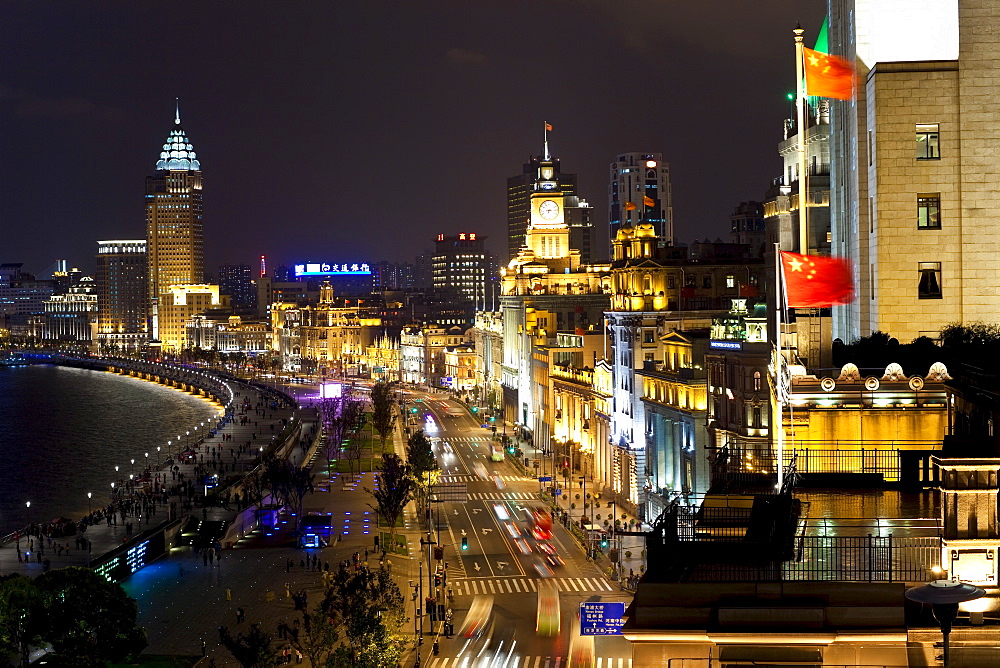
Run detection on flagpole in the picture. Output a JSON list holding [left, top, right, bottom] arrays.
[[794, 25, 808, 254], [774, 243, 785, 490], [543, 121, 550, 160]]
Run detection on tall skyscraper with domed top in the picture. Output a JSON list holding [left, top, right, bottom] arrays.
[[146, 102, 204, 339]]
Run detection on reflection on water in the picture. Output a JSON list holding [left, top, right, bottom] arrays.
[[0, 365, 220, 534]]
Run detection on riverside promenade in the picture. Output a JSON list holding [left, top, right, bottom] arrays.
[[0, 373, 440, 666]]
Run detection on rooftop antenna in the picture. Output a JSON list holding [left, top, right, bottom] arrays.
[[175, 98, 181, 125]]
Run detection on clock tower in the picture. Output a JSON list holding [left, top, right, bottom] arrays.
[[524, 157, 572, 260]]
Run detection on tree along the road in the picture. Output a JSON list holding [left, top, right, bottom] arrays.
[[265, 458, 315, 536], [0, 574, 46, 668], [219, 623, 280, 668], [242, 453, 275, 517], [320, 565, 407, 668], [365, 453, 416, 546], [406, 430, 439, 511], [369, 381, 397, 458], [27, 567, 147, 667], [291, 603, 340, 668], [319, 395, 365, 481], [344, 409, 368, 479]]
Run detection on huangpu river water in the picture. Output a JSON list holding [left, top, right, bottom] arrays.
[[0, 364, 221, 535]]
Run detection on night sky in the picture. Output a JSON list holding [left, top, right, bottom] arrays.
[[1, 1, 825, 276]]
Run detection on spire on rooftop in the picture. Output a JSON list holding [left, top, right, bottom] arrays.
[[156, 101, 200, 171]]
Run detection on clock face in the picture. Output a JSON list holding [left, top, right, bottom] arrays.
[[539, 199, 559, 220]]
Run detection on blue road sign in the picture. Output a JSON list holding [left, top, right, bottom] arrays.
[[554, 488, 562, 496], [580, 602, 626, 636], [538, 476, 552, 482]]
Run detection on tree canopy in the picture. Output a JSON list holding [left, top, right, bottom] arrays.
[[0, 567, 147, 668], [366, 453, 416, 544]]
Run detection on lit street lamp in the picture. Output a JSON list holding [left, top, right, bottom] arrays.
[[130, 458, 135, 478], [25, 501, 30, 527], [87, 492, 92, 515], [905, 579, 985, 667]]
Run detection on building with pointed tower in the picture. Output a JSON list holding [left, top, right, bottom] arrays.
[[499, 137, 611, 471], [147, 101, 204, 340]]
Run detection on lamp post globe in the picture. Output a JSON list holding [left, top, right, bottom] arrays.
[[87, 491, 92, 514], [25, 501, 30, 526]]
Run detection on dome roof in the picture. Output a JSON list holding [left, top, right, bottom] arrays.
[[615, 226, 635, 241], [634, 222, 656, 238]]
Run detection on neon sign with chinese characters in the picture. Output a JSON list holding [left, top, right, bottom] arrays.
[[437, 233, 477, 241], [294, 263, 371, 276]]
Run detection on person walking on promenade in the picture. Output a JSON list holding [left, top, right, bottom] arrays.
[[236, 607, 245, 624]]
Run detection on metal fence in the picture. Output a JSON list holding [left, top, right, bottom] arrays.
[[680, 534, 941, 583], [714, 446, 933, 483]]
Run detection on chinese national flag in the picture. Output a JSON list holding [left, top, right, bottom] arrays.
[[780, 251, 853, 307], [803, 47, 854, 100], [643, 195, 656, 207], [624, 201, 637, 211], [545, 122, 553, 131]]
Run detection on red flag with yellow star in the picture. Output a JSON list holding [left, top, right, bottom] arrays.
[[780, 251, 853, 307], [803, 47, 854, 100]]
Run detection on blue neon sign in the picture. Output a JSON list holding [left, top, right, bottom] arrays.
[[294, 263, 371, 276]]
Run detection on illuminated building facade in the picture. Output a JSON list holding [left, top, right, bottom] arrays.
[[829, 0, 1000, 343], [549, 333, 616, 497], [608, 153, 673, 247], [96, 240, 148, 351], [157, 284, 225, 353], [400, 324, 470, 387], [470, 311, 503, 410], [606, 225, 766, 518], [501, 149, 611, 460], [147, 107, 204, 340], [365, 334, 400, 382], [292, 282, 381, 377], [442, 343, 477, 393], [764, 95, 831, 257], [41, 276, 98, 344], [637, 329, 710, 514]]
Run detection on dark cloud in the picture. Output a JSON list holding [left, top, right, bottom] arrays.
[[445, 47, 486, 65], [0, 84, 125, 121]]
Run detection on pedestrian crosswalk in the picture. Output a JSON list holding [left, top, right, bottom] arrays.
[[440, 475, 534, 483], [449, 576, 614, 596], [429, 657, 632, 667]]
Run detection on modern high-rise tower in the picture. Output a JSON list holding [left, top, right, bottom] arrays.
[[95, 240, 148, 351], [608, 153, 673, 246], [146, 103, 203, 339]]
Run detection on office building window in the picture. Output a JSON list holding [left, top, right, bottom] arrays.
[[916, 124, 940, 159], [726, 275, 735, 288], [917, 194, 941, 229], [918, 262, 942, 299]]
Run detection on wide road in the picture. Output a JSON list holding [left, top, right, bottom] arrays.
[[407, 391, 633, 668]]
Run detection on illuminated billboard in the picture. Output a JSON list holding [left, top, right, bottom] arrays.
[[294, 263, 371, 277], [320, 382, 343, 399]]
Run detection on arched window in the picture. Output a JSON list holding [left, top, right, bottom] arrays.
[[753, 370, 762, 391]]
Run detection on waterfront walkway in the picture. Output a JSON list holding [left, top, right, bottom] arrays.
[[0, 380, 303, 579]]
